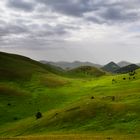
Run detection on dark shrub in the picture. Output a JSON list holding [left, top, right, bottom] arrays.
[[7, 103, 11, 106], [36, 112, 42, 119], [91, 96, 94, 99]]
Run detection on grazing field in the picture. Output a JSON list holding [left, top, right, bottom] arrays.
[[0, 134, 140, 140], [0, 52, 140, 139]]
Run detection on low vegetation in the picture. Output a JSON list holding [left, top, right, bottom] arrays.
[[0, 52, 140, 139]]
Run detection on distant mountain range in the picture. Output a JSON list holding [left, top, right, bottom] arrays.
[[40, 60, 140, 74], [102, 62, 139, 73], [40, 61, 102, 70], [117, 61, 132, 67]]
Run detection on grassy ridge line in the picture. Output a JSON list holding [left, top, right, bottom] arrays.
[[0, 51, 65, 81]]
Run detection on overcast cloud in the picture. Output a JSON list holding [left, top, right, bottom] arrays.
[[0, 0, 140, 64]]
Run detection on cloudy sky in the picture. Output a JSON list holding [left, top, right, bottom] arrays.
[[0, 0, 140, 64]]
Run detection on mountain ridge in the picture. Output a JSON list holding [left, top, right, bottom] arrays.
[[102, 61, 120, 73], [40, 60, 102, 70], [117, 61, 132, 67], [115, 64, 140, 74]]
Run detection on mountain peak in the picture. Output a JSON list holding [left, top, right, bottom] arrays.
[[108, 61, 117, 65], [102, 61, 120, 73]]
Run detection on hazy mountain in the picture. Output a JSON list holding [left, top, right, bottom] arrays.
[[137, 63, 140, 66], [102, 61, 120, 73], [115, 64, 139, 74], [117, 61, 132, 67], [40, 61, 102, 70]]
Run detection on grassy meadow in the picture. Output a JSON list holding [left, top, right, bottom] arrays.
[[0, 52, 140, 139]]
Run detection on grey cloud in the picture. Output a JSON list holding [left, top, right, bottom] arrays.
[[86, 8, 140, 24], [28, 23, 69, 38], [131, 34, 140, 39], [0, 19, 72, 45], [0, 21, 71, 50], [7, 0, 36, 12], [37, 0, 94, 16], [0, 23, 29, 37], [98, 7, 140, 23], [36, 0, 140, 24], [0, 20, 7, 25], [1, 0, 140, 64]]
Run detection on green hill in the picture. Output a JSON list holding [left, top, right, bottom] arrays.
[[0, 51, 65, 81], [0, 52, 140, 139], [0, 52, 70, 126], [68, 66, 106, 77], [115, 64, 139, 74]]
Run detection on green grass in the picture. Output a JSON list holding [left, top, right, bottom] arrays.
[[67, 66, 106, 78], [0, 134, 140, 140], [0, 52, 140, 139]]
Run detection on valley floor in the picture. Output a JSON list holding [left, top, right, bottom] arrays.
[[0, 52, 140, 139]]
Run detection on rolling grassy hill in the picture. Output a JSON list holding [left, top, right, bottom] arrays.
[[0, 52, 65, 81], [68, 66, 106, 77], [0, 52, 140, 139]]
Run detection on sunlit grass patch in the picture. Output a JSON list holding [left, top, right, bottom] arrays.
[[40, 74, 70, 87]]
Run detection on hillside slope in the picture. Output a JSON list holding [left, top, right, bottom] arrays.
[[102, 62, 120, 73], [0, 52, 140, 138], [0, 69, 140, 136], [0, 52, 71, 126], [0, 52, 65, 81], [68, 66, 106, 77]]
